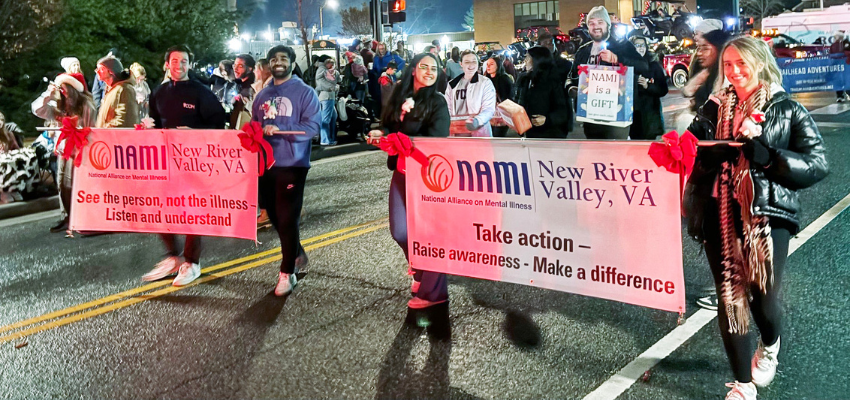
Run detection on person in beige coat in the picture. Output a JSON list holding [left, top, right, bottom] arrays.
[[94, 55, 139, 128]]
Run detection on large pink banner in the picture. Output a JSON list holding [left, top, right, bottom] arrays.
[[406, 138, 686, 313], [70, 129, 258, 241]]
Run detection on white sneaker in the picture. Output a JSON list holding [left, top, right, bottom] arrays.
[[172, 262, 201, 286], [142, 256, 182, 281], [725, 381, 757, 400], [752, 336, 780, 387], [275, 272, 297, 296]]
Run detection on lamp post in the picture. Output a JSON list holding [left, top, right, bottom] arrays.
[[320, 0, 338, 37]]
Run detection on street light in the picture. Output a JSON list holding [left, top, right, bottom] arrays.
[[320, 0, 338, 37], [262, 30, 274, 41]]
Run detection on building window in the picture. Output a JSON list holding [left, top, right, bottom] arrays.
[[514, 0, 560, 33]]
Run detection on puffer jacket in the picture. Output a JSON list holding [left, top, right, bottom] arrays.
[[685, 86, 829, 234]]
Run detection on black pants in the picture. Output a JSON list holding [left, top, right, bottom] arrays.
[[583, 122, 630, 140], [702, 204, 792, 382], [259, 166, 309, 274], [160, 234, 202, 264], [491, 124, 509, 138]]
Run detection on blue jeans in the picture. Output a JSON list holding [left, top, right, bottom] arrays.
[[389, 171, 449, 303], [320, 99, 337, 145]]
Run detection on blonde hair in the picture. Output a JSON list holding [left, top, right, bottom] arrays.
[[716, 35, 782, 92], [129, 62, 146, 78]]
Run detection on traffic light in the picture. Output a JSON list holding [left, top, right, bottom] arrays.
[[389, 0, 406, 12], [388, 0, 406, 23]]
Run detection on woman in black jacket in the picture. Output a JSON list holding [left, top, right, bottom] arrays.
[[515, 46, 570, 139], [483, 55, 514, 137], [684, 36, 828, 400], [628, 36, 668, 140], [368, 52, 451, 312]]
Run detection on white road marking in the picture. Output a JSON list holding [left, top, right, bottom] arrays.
[[584, 191, 850, 400], [809, 103, 850, 115], [814, 121, 850, 129]]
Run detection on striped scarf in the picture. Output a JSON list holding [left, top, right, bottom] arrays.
[[715, 83, 774, 334]]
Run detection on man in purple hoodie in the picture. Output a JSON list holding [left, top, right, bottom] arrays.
[[252, 45, 321, 296]]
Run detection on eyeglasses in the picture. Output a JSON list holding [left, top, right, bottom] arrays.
[[634, 44, 647, 49], [696, 45, 713, 54], [417, 64, 439, 73]]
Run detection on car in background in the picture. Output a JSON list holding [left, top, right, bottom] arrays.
[[751, 29, 829, 58]]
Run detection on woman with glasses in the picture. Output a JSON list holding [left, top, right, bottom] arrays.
[[628, 36, 668, 140], [444, 49, 497, 137], [368, 52, 451, 312], [684, 36, 828, 400]]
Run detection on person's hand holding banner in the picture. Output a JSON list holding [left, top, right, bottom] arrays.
[[239, 121, 275, 176], [56, 116, 90, 167], [648, 130, 698, 197], [376, 132, 428, 174]]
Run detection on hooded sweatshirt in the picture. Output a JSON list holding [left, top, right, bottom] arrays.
[[252, 76, 320, 168]]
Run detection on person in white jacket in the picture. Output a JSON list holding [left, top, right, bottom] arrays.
[[444, 49, 496, 137]]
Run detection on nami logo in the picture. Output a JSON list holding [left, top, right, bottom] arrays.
[[87, 141, 167, 171], [88, 141, 111, 170], [421, 154, 453, 192], [420, 153, 532, 197]]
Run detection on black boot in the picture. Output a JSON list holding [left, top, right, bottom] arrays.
[[50, 217, 69, 233]]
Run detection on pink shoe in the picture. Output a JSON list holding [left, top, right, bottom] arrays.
[[407, 297, 447, 309]]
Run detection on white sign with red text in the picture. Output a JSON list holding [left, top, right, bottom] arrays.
[[406, 138, 685, 312]]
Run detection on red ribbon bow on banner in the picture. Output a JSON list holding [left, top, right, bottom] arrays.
[[56, 116, 91, 167], [750, 111, 766, 123], [648, 130, 698, 198], [577, 65, 590, 75], [377, 132, 429, 174], [238, 121, 275, 176], [617, 63, 628, 75]]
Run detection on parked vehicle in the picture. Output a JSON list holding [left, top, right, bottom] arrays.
[[750, 29, 829, 59], [631, 2, 697, 41], [762, 4, 850, 45]]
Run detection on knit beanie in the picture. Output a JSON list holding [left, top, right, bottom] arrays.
[[54, 73, 86, 93], [97, 54, 124, 76], [695, 19, 723, 35], [60, 57, 80, 73], [587, 6, 611, 28]]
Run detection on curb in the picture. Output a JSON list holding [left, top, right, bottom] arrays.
[[0, 195, 60, 220]]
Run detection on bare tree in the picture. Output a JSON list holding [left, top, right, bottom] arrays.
[[740, 0, 786, 27], [339, 2, 371, 37], [399, 0, 438, 35], [297, 0, 311, 67], [0, 0, 62, 60]]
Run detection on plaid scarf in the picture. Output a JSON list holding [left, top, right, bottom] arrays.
[[714, 83, 774, 334]]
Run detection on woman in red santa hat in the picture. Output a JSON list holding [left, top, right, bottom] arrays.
[[31, 72, 96, 236]]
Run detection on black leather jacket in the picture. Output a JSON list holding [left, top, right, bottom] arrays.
[[685, 90, 829, 233]]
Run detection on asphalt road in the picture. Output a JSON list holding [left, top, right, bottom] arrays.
[[0, 91, 847, 399]]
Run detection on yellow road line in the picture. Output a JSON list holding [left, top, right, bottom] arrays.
[[0, 218, 387, 338]]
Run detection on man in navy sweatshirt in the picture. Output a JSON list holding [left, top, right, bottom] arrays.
[[142, 45, 226, 287], [252, 45, 321, 296]]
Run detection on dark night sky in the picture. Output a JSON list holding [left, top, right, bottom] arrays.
[[240, 0, 473, 37]]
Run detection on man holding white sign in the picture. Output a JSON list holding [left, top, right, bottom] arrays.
[[568, 6, 648, 140]]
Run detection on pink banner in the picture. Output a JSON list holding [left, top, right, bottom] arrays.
[[69, 129, 259, 241], [406, 138, 686, 313]]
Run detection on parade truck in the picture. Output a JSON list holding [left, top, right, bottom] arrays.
[[761, 4, 850, 45], [751, 29, 828, 58]]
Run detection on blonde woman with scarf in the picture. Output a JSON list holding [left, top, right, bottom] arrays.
[[684, 36, 828, 400]]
